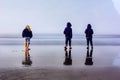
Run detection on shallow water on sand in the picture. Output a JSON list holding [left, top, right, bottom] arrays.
[[0, 45, 119, 68]]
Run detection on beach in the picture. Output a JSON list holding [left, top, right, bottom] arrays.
[[0, 34, 119, 80], [0, 44, 119, 80], [0, 0, 120, 79]]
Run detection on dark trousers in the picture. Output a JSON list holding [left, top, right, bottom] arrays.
[[86, 37, 93, 47], [65, 38, 71, 47]]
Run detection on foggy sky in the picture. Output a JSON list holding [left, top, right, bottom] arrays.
[[0, 0, 120, 34]]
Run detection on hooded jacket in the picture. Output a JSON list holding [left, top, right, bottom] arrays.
[[22, 28, 33, 38], [64, 26, 72, 38], [85, 24, 94, 38]]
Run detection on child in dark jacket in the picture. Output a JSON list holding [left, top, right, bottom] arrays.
[[22, 25, 33, 50], [64, 22, 72, 49], [85, 24, 94, 49]]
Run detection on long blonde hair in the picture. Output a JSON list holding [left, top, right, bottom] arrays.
[[25, 25, 31, 31]]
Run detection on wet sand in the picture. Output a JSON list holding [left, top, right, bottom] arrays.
[[0, 67, 119, 80], [0, 45, 120, 80]]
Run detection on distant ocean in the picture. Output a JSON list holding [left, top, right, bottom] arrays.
[[0, 34, 120, 45]]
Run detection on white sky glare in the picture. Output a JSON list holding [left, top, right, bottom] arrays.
[[0, 0, 120, 34]]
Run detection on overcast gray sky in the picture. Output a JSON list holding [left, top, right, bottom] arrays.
[[0, 0, 120, 34]]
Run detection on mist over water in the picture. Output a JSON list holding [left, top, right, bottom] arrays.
[[0, 34, 119, 45]]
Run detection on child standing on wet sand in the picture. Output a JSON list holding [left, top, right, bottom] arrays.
[[85, 24, 94, 49], [64, 22, 72, 49], [22, 25, 33, 50]]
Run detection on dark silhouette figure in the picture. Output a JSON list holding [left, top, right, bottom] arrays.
[[22, 49, 32, 65], [85, 24, 94, 49], [63, 49, 72, 65], [85, 48, 93, 65], [64, 22, 72, 49], [22, 25, 33, 50]]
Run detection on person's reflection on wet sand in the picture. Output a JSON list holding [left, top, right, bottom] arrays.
[[63, 49, 72, 65], [85, 48, 93, 65], [22, 49, 32, 65]]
